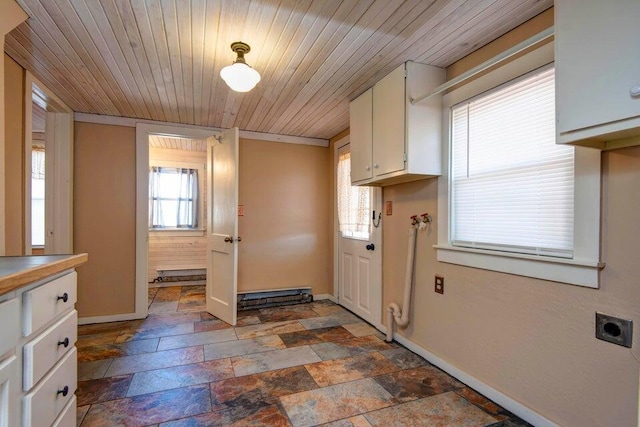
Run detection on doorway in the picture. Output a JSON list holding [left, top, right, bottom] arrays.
[[147, 135, 207, 289], [135, 123, 239, 323], [24, 74, 74, 255], [334, 136, 383, 327]]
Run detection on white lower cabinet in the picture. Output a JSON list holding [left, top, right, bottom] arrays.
[[0, 269, 78, 427]]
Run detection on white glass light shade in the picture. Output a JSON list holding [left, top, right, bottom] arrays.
[[220, 62, 261, 92]]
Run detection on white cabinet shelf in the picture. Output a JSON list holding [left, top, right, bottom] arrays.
[[556, 0, 640, 149], [349, 61, 444, 186]]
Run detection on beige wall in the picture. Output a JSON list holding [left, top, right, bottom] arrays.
[[369, 9, 639, 427], [238, 138, 331, 295], [74, 122, 136, 317], [4, 53, 24, 255], [73, 125, 332, 316], [148, 146, 207, 282]]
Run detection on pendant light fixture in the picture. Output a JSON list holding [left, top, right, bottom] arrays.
[[220, 41, 261, 92]]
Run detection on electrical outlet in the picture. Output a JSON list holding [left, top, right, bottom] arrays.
[[435, 275, 444, 294]]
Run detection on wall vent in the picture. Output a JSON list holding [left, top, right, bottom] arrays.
[[237, 287, 313, 310]]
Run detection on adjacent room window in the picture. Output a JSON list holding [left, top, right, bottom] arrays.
[[31, 146, 45, 246], [337, 150, 370, 239], [450, 67, 575, 258], [149, 166, 199, 229]]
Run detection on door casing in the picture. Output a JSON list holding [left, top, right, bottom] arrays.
[[23, 73, 74, 255]]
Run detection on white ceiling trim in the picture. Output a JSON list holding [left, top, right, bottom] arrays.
[[74, 112, 329, 147]]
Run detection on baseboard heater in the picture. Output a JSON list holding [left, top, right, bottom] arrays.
[[237, 287, 313, 310], [152, 267, 206, 283]]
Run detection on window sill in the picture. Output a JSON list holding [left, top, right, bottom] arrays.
[[149, 229, 205, 237], [434, 245, 604, 288]]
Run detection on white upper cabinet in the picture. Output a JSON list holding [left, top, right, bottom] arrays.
[[349, 61, 444, 186], [349, 88, 373, 183], [556, 0, 640, 149]]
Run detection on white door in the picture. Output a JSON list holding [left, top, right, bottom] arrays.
[[336, 142, 382, 326], [206, 127, 239, 326]]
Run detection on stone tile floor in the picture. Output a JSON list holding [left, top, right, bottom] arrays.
[[76, 285, 531, 427]]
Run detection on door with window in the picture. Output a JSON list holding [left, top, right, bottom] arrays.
[[336, 142, 382, 326]]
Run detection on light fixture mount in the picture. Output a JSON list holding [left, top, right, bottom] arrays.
[[230, 41, 250, 64], [220, 41, 261, 92]]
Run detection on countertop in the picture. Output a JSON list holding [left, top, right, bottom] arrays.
[[0, 253, 88, 296]]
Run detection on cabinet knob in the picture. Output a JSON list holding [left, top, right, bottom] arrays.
[[58, 337, 70, 348], [57, 386, 69, 397], [630, 85, 640, 98], [365, 165, 370, 171], [373, 163, 379, 169], [57, 293, 69, 303]]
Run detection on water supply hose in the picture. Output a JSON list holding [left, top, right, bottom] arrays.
[[386, 219, 419, 342]]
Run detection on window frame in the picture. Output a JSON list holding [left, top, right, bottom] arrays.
[[148, 160, 205, 235], [435, 42, 603, 288]]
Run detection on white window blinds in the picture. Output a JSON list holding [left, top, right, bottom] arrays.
[[451, 67, 575, 258], [337, 150, 370, 239]]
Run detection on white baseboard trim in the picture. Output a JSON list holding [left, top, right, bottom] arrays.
[[314, 293, 338, 304], [392, 333, 557, 427], [78, 312, 146, 325]]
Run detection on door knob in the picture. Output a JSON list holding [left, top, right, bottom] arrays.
[[224, 236, 233, 243], [235, 237, 242, 242], [366, 243, 375, 251]]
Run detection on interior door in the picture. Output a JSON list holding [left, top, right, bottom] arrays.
[[206, 127, 239, 326], [337, 143, 382, 326]]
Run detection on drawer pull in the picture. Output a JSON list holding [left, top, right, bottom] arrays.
[[57, 293, 69, 303], [57, 386, 69, 397], [58, 337, 70, 348]]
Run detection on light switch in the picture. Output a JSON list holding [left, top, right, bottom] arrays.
[[238, 205, 244, 216], [385, 201, 392, 215]]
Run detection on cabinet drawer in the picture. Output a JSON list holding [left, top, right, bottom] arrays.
[[24, 310, 78, 390], [0, 298, 19, 355], [52, 395, 76, 427], [23, 272, 77, 336], [23, 347, 77, 427]]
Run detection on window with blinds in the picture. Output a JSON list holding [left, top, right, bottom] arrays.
[[450, 67, 575, 258]]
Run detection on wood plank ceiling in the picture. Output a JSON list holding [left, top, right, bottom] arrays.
[[149, 135, 205, 152], [5, 0, 552, 140]]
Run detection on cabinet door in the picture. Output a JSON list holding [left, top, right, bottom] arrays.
[[349, 88, 373, 183], [373, 64, 406, 177], [556, 0, 640, 134], [0, 356, 19, 427]]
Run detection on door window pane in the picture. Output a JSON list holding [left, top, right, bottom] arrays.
[[337, 150, 370, 239]]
